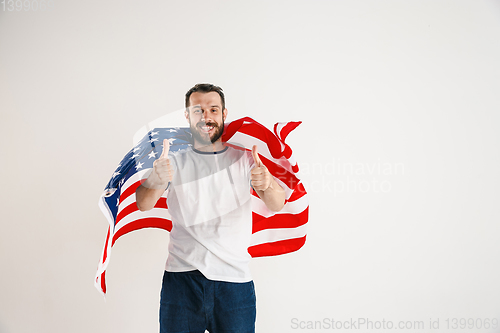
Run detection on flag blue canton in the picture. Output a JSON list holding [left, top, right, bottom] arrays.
[[102, 127, 192, 227]]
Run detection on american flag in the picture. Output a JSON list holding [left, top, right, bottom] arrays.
[[95, 117, 309, 295]]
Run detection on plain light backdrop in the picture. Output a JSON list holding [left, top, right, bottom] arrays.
[[1, 1, 499, 332]]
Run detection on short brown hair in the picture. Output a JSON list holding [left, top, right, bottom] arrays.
[[185, 83, 225, 110]]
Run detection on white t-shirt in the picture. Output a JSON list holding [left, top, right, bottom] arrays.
[[164, 145, 256, 282]]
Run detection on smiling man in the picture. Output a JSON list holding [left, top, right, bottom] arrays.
[[135, 83, 285, 333]]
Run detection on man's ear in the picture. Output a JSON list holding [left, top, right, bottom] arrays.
[[185, 108, 189, 123], [223, 108, 228, 122]]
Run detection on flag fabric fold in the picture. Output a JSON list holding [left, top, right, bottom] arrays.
[[95, 117, 308, 296]]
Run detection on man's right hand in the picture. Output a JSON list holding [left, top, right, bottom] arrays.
[[136, 139, 174, 211], [144, 139, 174, 189]]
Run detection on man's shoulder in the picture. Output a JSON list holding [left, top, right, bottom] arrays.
[[170, 145, 193, 156], [168, 146, 194, 166], [223, 145, 254, 169]]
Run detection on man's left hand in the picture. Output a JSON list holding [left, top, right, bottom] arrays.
[[251, 145, 273, 191]]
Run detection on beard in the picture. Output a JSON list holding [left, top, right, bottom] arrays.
[[190, 119, 225, 146]]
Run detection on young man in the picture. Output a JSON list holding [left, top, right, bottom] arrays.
[[135, 83, 285, 333]]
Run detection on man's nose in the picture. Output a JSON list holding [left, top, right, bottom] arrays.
[[201, 110, 210, 121]]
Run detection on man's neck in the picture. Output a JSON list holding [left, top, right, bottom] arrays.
[[193, 140, 225, 153]]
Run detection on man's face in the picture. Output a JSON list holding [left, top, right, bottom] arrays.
[[186, 91, 227, 146]]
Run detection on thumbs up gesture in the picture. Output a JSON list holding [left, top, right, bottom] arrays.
[[136, 139, 174, 211], [251, 145, 273, 192], [148, 139, 174, 188]]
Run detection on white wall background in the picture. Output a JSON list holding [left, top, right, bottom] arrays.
[[1, 1, 500, 332]]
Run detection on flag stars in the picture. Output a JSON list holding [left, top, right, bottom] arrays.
[[130, 154, 140, 160], [112, 172, 120, 178], [133, 147, 141, 152], [149, 138, 159, 143], [148, 151, 158, 159], [135, 162, 144, 170], [150, 131, 159, 136]]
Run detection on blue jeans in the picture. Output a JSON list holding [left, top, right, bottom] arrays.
[[159, 270, 256, 333]]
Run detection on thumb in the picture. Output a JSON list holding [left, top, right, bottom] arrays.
[[160, 139, 170, 158], [252, 145, 262, 167]]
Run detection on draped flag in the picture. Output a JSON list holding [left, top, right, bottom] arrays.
[[95, 117, 309, 296]]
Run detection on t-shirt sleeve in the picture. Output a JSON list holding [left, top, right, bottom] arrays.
[[246, 150, 256, 170], [245, 150, 255, 191], [165, 151, 180, 193]]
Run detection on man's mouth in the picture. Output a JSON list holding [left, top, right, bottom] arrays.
[[199, 124, 216, 133]]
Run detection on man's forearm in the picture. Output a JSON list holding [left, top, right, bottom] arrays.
[[136, 182, 167, 211], [255, 177, 285, 212]]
